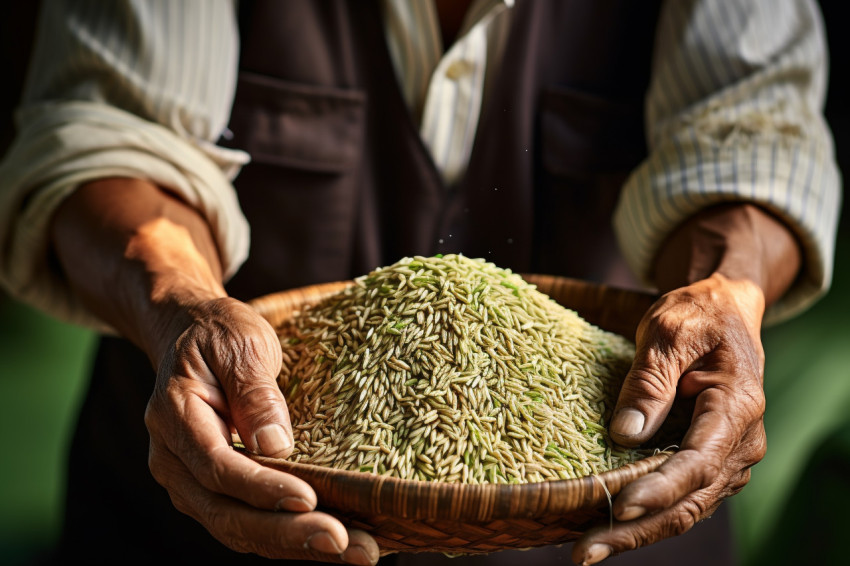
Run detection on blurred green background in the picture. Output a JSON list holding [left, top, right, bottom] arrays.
[[1, 2, 848, 565], [0, 301, 95, 564]]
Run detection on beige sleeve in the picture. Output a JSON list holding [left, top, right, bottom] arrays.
[[0, 0, 248, 331], [0, 102, 250, 331], [614, 0, 842, 325]]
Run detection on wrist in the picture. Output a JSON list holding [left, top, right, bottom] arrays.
[[51, 178, 228, 366], [652, 203, 801, 307], [120, 217, 228, 366], [704, 272, 766, 336]]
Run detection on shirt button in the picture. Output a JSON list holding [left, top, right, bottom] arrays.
[[445, 59, 474, 80]]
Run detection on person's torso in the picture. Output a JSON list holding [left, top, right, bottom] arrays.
[[221, 0, 662, 301]]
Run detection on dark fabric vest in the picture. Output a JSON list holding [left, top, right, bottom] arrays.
[[57, 3, 733, 565], [222, 0, 656, 301]]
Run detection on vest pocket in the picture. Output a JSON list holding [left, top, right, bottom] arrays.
[[222, 73, 369, 297], [225, 71, 366, 173]]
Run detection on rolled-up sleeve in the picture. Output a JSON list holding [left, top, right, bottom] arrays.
[[0, 0, 249, 330], [614, 0, 842, 325]]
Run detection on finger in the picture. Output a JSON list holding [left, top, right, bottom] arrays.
[[202, 299, 294, 457], [572, 491, 723, 566], [613, 386, 762, 520], [190, 482, 378, 563], [609, 338, 680, 446], [155, 442, 368, 563], [341, 530, 382, 566], [609, 293, 716, 446], [151, 390, 318, 512], [612, 450, 716, 521]]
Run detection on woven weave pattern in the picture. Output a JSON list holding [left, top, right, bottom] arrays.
[[349, 514, 593, 553]]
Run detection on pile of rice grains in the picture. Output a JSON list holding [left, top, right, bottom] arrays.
[[275, 254, 651, 484]]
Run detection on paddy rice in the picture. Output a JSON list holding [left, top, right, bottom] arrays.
[[275, 254, 647, 484]]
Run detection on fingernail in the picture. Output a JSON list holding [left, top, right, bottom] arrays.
[[275, 496, 313, 512], [618, 504, 646, 521], [255, 424, 292, 455], [305, 531, 343, 555], [582, 543, 612, 565], [611, 408, 645, 437], [342, 545, 375, 566]]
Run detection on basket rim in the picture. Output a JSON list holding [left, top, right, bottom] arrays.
[[250, 450, 671, 521]]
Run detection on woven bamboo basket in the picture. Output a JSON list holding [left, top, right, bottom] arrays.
[[248, 274, 672, 555]]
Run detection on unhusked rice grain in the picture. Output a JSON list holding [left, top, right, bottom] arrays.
[[276, 254, 647, 484]]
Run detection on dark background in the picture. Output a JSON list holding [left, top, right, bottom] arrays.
[[1, 2, 848, 564]]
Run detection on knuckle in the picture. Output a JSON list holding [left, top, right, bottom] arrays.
[[231, 337, 269, 376], [727, 392, 766, 442], [747, 388, 767, 419], [143, 399, 159, 433], [728, 469, 752, 496], [220, 337, 283, 391], [198, 300, 282, 378], [620, 520, 671, 553], [624, 366, 676, 400], [609, 499, 706, 555], [168, 487, 196, 518], [702, 386, 763, 439], [145, 434, 183, 491], [198, 494, 248, 546], [198, 453, 232, 493], [147, 448, 168, 486], [672, 499, 703, 534], [233, 384, 284, 420], [671, 449, 721, 490], [747, 426, 768, 465], [643, 307, 689, 348], [621, 532, 645, 554], [702, 461, 723, 488]]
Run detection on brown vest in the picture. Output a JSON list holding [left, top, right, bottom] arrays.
[[59, 5, 741, 566], [222, 0, 659, 301]]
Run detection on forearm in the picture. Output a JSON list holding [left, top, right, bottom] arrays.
[[652, 203, 801, 308], [50, 177, 227, 366]]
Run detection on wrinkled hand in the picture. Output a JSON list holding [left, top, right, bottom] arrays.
[[144, 297, 379, 565], [572, 273, 767, 565]]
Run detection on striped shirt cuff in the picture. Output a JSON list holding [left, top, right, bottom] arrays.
[[0, 101, 251, 331], [614, 114, 841, 326]]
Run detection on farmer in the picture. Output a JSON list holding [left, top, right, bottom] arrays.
[[0, 1, 840, 564]]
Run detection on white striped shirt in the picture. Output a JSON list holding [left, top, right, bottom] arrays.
[[0, 0, 841, 330], [381, 0, 514, 186]]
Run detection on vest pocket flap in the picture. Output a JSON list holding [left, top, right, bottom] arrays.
[[540, 86, 646, 177], [227, 72, 366, 173]]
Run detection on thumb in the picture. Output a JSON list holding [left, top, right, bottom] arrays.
[[609, 321, 683, 447], [610, 363, 679, 447], [233, 379, 295, 458], [207, 299, 294, 458]]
